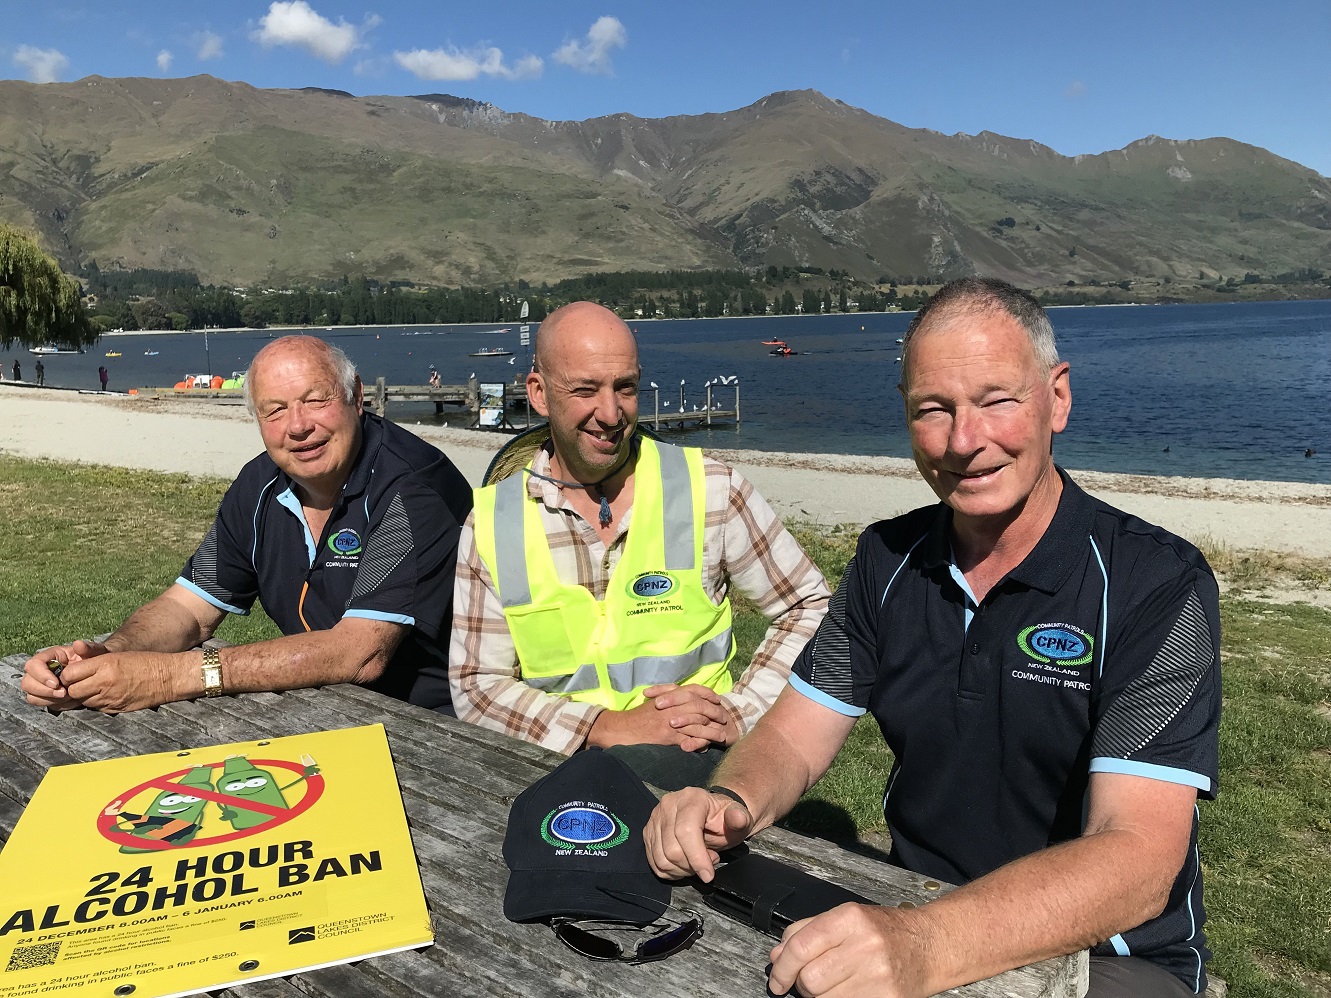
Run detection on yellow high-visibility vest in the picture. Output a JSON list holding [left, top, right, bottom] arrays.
[[473, 437, 735, 711]]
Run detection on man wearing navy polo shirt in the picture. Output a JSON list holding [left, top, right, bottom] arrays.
[[22, 335, 472, 714], [645, 278, 1220, 998]]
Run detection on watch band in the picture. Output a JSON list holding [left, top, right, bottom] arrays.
[[201, 647, 224, 698], [707, 785, 749, 813]]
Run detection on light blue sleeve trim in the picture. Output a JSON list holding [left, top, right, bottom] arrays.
[[343, 609, 415, 627], [1090, 758, 1212, 793], [789, 673, 866, 717], [175, 577, 249, 616], [1108, 933, 1131, 957]]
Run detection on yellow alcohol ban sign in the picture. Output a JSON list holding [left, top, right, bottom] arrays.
[[0, 724, 431, 997]]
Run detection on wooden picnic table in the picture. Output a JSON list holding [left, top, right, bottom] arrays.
[[0, 653, 1087, 998]]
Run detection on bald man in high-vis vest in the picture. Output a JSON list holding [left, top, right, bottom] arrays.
[[450, 302, 830, 790]]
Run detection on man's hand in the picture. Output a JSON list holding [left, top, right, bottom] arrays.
[[23, 645, 182, 714], [767, 904, 932, 998], [21, 639, 111, 710], [586, 683, 738, 751], [643, 786, 753, 881]]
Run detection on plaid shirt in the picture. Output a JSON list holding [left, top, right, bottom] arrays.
[[449, 444, 831, 755]]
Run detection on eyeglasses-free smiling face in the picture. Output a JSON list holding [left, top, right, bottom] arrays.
[[528, 303, 640, 485], [249, 339, 364, 505], [901, 308, 1071, 531]]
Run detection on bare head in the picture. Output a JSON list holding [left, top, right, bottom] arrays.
[[899, 278, 1059, 393], [244, 336, 358, 415], [245, 336, 365, 505], [528, 302, 641, 484], [897, 277, 1071, 543]]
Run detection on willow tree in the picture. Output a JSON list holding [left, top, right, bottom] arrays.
[[0, 224, 94, 350]]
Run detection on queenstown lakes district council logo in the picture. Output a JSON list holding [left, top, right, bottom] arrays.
[[541, 804, 630, 856], [1013, 623, 1094, 692]]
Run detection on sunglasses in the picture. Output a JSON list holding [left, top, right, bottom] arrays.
[[551, 906, 703, 964]]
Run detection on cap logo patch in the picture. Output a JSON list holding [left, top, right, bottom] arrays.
[[629, 572, 675, 600], [1018, 623, 1093, 667], [541, 804, 630, 851]]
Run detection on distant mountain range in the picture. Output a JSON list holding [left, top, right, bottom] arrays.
[[2, 75, 1328, 288]]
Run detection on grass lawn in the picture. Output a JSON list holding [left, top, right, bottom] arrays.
[[2, 455, 1328, 997]]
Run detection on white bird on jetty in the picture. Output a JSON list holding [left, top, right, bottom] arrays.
[[508, 356, 515, 365], [649, 381, 658, 388]]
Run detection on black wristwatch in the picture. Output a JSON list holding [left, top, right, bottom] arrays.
[[707, 785, 750, 812]]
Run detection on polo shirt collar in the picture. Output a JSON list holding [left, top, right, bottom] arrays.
[[339, 414, 381, 501], [918, 466, 1094, 595]]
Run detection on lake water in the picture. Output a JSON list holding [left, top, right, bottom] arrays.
[[14, 299, 1331, 484]]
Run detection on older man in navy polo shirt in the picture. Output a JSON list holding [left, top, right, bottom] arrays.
[[645, 278, 1221, 998], [22, 335, 472, 714]]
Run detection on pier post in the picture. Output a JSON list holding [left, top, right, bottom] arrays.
[[706, 382, 712, 426], [735, 381, 741, 423], [374, 377, 387, 417]]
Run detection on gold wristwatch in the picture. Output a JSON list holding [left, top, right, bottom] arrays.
[[201, 647, 224, 698]]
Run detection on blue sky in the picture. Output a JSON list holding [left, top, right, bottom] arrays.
[[4, 0, 1329, 176]]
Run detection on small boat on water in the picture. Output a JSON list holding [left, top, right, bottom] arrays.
[[144, 350, 159, 356], [475, 327, 511, 335], [29, 344, 83, 355], [105, 351, 122, 358], [469, 346, 514, 358], [761, 338, 787, 347], [769, 345, 796, 356]]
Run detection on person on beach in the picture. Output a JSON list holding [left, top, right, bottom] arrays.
[[34, 358, 44, 386], [449, 302, 831, 790], [98, 365, 108, 391], [644, 278, 1221, 997], [23, 335, 474, 715]]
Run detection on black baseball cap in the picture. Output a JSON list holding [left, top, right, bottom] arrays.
[[503, 749, 670, 925]]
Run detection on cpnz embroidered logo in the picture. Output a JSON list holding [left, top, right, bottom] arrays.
[[1017, 623, 1094, 667], [541, 803, 630, 854], [327, 528, 363, 557], [628, 572, 675, 600]]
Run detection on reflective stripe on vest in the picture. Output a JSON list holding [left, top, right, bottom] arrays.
[[473, 437, 734, 710]]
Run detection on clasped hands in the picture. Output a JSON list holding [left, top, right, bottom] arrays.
[[22, 639, 178, 714], [587, 683, 739, 752]]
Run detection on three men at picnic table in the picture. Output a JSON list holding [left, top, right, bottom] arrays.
[[20, 283, 1219, 997], [22, 335, 473, 714], [644, 279, 1220, 998]]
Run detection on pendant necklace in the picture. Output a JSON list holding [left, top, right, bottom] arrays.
[[526, 448, 633, 527]]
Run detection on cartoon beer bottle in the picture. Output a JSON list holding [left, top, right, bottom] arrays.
[[215, 755, 292, 831], [105, 765, 215, 853]]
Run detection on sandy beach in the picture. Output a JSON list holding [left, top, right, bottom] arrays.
[[2, 384, 1328, 560]]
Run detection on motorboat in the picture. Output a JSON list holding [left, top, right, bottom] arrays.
[[469, 346, 514, 357], [29, 345, 83, 355]]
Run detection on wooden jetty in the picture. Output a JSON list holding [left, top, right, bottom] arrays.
[[142, 375, 741, 433]]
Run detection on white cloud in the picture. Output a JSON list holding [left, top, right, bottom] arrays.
[[196, 31, 224, 61], [156, 49, 173, 72], [394, 46, 542, 81], [1065, 80, 1087, 99], [14, 45, 69, 84], [252, 1, 377, 64], [553, 16, 626, 75]]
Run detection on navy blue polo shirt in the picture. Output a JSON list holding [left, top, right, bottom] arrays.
[[178, 413, 473, 711], [792, 469, 1220, 992]]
